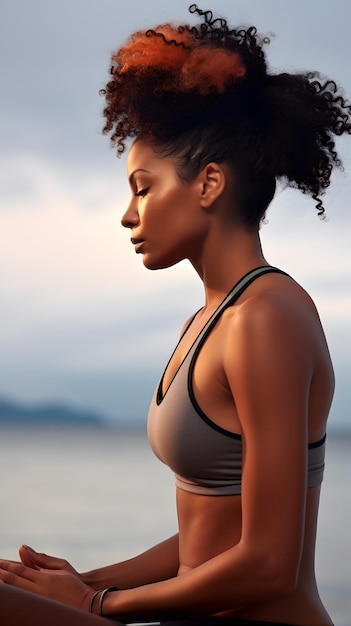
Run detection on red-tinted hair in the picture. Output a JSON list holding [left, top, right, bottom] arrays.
[[101, 4, 351, 226]]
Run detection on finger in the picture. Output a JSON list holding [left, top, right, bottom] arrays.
[[19, 546, 40, 569], [0, 560, 38, 587], [22, 544, 36, 553], [19, 546, 69, 571]]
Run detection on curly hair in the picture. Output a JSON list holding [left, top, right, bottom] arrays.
[[101, 4, 351, 227]]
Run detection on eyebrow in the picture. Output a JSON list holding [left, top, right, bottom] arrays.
[[128, 168, 151, 186]]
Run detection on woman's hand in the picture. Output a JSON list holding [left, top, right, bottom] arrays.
[[19, 545, 79, 576], [0, 551, 94, 611]]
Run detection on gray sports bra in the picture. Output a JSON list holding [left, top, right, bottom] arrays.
[[147, 266, 326, 496]]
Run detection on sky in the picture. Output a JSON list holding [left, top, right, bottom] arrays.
[[0, 0, 350, 430]]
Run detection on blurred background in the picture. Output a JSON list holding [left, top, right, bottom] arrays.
[[0, 0, 350, 430]]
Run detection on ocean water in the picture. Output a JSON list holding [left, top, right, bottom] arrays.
[[0, 426, 350, 625]]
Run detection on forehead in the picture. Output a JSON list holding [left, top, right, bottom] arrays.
[[127, 139, 176, 176], [127, 140, 158, 170]]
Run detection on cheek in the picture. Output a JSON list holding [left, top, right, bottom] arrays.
[[144, 188, 185, 224]]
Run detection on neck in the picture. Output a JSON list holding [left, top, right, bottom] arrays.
[[190, 223, 268, 309]]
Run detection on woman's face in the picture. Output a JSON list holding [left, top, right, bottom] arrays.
[[122, 139, 210, 270]]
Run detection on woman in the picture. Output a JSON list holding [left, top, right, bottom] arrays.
[[0, 5, 350, 625]]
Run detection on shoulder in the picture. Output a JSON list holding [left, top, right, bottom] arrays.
[[224, 272, 321, 347], [221, 273, 322, 387]]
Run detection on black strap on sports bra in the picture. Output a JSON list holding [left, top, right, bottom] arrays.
[[193, 266, 291, 347]]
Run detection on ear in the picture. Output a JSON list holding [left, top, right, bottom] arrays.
[[197, 162, 226, 209]]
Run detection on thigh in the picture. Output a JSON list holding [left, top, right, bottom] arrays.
[[0, 586, 123, 625]]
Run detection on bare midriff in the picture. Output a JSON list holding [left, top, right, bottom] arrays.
[[176, 486, 333, 626]]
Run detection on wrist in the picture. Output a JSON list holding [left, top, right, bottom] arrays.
[[88, 589, 101, 614], [89, 587, 119, 616], [99, 587, 119, 617]]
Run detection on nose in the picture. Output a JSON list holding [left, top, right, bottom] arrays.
[[121, 200, 140, 229]]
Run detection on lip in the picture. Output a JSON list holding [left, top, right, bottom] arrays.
[[131, 237, 145, 253]]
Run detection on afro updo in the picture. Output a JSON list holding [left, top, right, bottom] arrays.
[[101, 4, 351, 227]]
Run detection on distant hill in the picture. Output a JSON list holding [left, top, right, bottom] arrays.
[[0, 398, 105, 426]]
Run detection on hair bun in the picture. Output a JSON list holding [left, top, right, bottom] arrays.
[[117, 24, 246, 96]]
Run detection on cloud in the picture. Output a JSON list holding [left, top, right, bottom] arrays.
[[0, 0, 350, 429]]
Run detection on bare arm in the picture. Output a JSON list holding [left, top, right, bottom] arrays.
[[0, 536, 180, 616], [18, 534, 179, 591], [80, 534, 179, 589]]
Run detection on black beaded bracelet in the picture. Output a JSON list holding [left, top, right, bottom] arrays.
[[99, 586, 119, 617]]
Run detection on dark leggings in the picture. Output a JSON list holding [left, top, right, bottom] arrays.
[[130, 617, 333, 626], [153, 619, 323, 626]]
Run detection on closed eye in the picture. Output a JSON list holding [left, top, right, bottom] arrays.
[[135, 188, 149, 197]]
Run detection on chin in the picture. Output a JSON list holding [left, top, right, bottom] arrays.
[[142, 254, 180, 271]]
